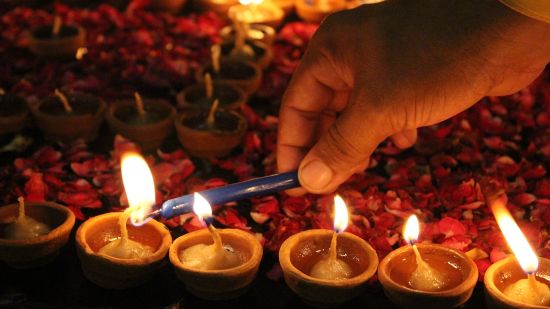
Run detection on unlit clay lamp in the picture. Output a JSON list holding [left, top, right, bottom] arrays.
[[76, 152, 172, 289], [31, 89, 106, 142], [0, 197, 75, 268], [176, 73, 246, 110], [106, 92, 176, 151], [28, 15, 86, 59], [175, 99, 247, 158], [295, 0, 347, 23], [197, 45, 262, 96], [484, 196, 550, 308], [378, 215, 478, 308], [279, 195, 379, 307], [170, 193, 262, 300], [228, 0, 285, 28], [221, 21, 273, 69], [0, 89, 29, 137], [220, 23, 276, 45]]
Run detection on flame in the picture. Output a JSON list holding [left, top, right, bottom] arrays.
[[403, 214, 420, 245], [333, 195, 349, 233], [492, 201, 539, 273], [121, 152, 156, 226], [193, 193, 213, 224], [239, 0, 263, 5]]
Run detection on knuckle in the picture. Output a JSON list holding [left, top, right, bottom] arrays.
[[318, 124, 365, 171]]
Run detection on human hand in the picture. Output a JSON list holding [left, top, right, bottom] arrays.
[[277, 0, 550, 195]]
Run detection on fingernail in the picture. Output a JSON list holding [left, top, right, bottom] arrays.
[[300, 159, 333, 190]]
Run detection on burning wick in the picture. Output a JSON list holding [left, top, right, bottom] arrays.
[[204, 73, 214, 100], [98, 152, 156, 259], [4, 196, 51, 240], [488, 193, 550, 306], [134, 92, 146, 117], [310, 195, 352, 280], [211, 44, 221, 74], [206, 99, 220, 130], [179, 193, 242, 270], [51, 15, 62, 37], [54, 89, 73, 113], [404, 214, 448, 291]]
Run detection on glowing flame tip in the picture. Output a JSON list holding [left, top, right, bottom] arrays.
[[403, 214, 420, 245], [333, 195, 349, 233]]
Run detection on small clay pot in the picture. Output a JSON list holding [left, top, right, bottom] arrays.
[[228, 3, 284, 28], [169, 228, 263, 300], [106, 99, 176, 152], [149, 0, 187, 13], [197, 59, 262, 97], [0, 202, 75, 269], [221, 40, 273, 69], [378, 243, 478, 309], [220, 24, 276, 45], [175, 108, 247, 158], [194, 0, 238, 16], [484, 256, 550, 309], [30, 92, 106, 143], [0, 93, 29, 136], [279, 229, 379, 307], [176, 82, 246, 111], [295, 0, 347, 23], [75, 212, 172, 289], [28, 25, 86, 59]]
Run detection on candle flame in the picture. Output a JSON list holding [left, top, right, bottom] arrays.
[[239, 0, 263, 5], [492, 200, 539, 274], [193, 193, 213, 225], [403, 214, 420, 245], [121, 152, 156, 226], [333, 195, 348, 233]]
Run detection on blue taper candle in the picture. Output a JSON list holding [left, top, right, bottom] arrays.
[[158, 171, 299, 219]]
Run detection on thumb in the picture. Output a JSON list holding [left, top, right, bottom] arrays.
[[297, 91, 390, 194]]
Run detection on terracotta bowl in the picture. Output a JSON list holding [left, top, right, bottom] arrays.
[[220, 24, 276, 45], [176, 81, 246, 111], [28, 25, 86, 59], [484, 256, 550, 309], [30, 92, 106, 143], [295, 0, 347, 23], [0, 93, 29, 136], [197, 59, 262, 97], [149, 0, 187, 13], [194, 0, 238, 16], [279, 229, 379, 307], [175, 108, 247, 158], [106, 99, 176, 152], [75, 212, 172, 289], [221, 40, 273, 69], [378, 243, 478, 309], [169, 228, 263, 300], [0, 202, 75, 269]]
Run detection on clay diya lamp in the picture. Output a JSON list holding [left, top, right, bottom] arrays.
[[106, 92, 176, 152], [169, 193, 263, 300], [0, 90, 29, 137], [28, 16, 86, 59], [176, 74, 246, 110], [378, 215, 478, 309], [76, 153, 172, 289], [220, 23, 276, 45], [0, 197, 75, 268], [149, 0, 187, 13], [175, 99, 248, 158], [30, 90, 106, 143], [220, 24, 273, 69], [295, 0, 347, 23], [195, 0, 239, 15], [198, 46, 262, 97], [228, 0, 285, 28], [483, 194, 550, 308], [279, 196, 379, 307]]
